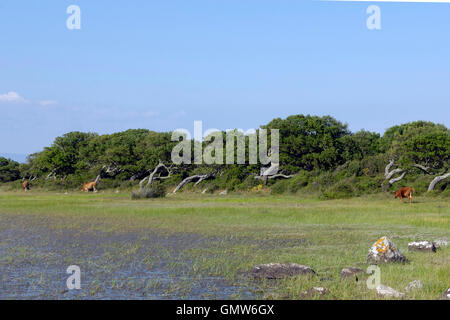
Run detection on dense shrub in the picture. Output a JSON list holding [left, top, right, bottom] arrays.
[[131, 183, 166, 199], [321, 182, 355, 199], [0, 157, 20, 182]]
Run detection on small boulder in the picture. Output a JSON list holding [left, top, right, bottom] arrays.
[[302, 287, 329, 297], [340, 267, 364, 279], [249, 263, 315, 279], [366, 236, 407, 264], [434, 239, 449, 248], [405, 280, 423, 292], [441, 288, 450, 300], [376, 284, 405, 298], [408, 241, 437, 253], [219, 190, 228, 195]]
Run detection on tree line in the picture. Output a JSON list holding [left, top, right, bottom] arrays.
[[1, 115, 448, 197]]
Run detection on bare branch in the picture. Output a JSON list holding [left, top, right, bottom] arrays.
[[389, 172, 406, 186], [173, 173, 215, 193], [384, 160, 395, 179], [413, 164, 432, 175], [45, 169, 57, 180], [139, 162, 172, 190], [428, 172, 450, 192], [384, 160, 406, 186]]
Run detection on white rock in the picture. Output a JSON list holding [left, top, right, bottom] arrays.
[[219, 190, 228, 195], [408, 241, 437, 252], [442, 288, 450, 300], [405, 280, 423, 292], [434, 239, 449, 248], [376, 284, 405, 298]]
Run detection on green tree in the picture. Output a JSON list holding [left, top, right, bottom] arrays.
[[0, 157, 21, 182], [263, 115, 351, 172]]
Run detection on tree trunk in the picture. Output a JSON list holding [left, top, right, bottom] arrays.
[[384, 160, 395, 178], [173, 174, 215, 193], [427, 172, 450, 192], [139, 162, 171, 190], [389, 172, 406, 186], [384, 160, 406, 186], [255, 163, 291, 184], [45, 169, 57, 180]]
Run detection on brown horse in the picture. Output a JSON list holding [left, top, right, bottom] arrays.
[[81, 181, 97, 192], [394, 187, 415, 203], [22, 181, 30, 191]]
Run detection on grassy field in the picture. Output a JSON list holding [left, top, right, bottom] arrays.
[[0, 190, 448, 299]]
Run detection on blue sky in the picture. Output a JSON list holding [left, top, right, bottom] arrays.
[[1, 1, 450, 156]]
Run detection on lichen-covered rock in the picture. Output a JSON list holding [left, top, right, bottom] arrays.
[[366, 236, 407, 264], [405, 280, 423, 292], [408, 241, 437, 252], [249, 263, 315, 279], [376, 284, 405, 298], [340, 267, 364, 279]]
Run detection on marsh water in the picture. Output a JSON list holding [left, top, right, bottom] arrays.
[[0, 214, 256, 299]]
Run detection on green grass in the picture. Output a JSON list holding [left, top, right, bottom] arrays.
[[0, 190, 448, 299]]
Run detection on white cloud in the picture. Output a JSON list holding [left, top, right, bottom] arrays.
[[39, 100, 58, 106], [0, 91, 28, 103]]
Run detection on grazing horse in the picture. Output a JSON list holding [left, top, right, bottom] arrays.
[[81, 181, 97, 192], [394, 187, 415, 203], [22, 181, 30, 191]]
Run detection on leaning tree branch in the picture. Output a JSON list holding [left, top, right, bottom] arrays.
[[384, 160, 406, 186], [173, 173, 216, 193], [427, 172, 450, 192], [254, 163, 292, 184], [384, 160, 395, 178], [413, 164, 432, 175], [139, 162, 172, 190], [389, 172, 406, 186], [45, 169, 57, 180], [254, 174, 293, 181]]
